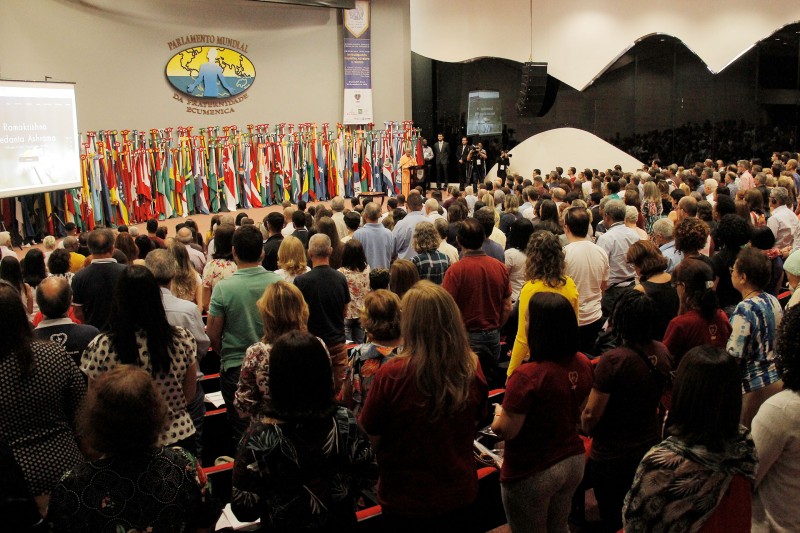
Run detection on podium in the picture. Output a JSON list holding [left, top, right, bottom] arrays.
[[409, 165, 426, 192]]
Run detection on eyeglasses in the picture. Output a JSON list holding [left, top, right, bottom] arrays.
[[670, 280, 684, 288]]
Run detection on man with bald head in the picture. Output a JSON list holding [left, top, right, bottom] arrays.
[[176, 227, 206, 273], [34, 277, 99, 365]]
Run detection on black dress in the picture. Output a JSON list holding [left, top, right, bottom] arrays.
[[0, 341, 85, 495], [641, 280, 680, 341]]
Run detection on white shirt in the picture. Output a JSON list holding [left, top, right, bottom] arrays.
[[565, 239, 609, 326], [489, 226, 506, 249], [504, 248, 526, 302], [438, 240, 459, 266], [596, 222, 638, 286], [752, 389, 800, 533], [281, 222, 295, 238], [767, 204, 800, 251], [581, 180, 593, 199]]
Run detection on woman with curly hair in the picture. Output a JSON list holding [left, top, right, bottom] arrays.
[[508, 231, 579, 376], [340, 289, 402, 415], [626, 240, 679, 340], [663, 258, 732, 367], [274, 235, 309, 283], [410, 221, 450, 284], [751, 305, 800, 532], [234, 281, 311, 418], [674, 216, 716, 274]]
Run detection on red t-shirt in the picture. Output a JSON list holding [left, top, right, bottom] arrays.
[[359, 356, 488, 516], [442, 252, 511, 331], [500, 353, 594, 483], [662, 309, 732, 368], [590, 342, 672, 462]]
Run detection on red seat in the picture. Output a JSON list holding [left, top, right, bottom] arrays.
[[697, 475, 752, 533]]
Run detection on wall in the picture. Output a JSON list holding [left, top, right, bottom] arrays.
[[0, 0, 411, 131], [410, 0, 800, 91]]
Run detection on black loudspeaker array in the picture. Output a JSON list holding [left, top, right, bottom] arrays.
[[515, 62, 559, 117]]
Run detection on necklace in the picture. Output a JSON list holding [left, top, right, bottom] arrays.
[[742, 289, 760, 300]]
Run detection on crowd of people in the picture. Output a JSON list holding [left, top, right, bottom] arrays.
[[2, 150, 800, 532]]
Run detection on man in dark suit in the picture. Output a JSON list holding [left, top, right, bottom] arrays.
[[432, 133, 449, 191], [456, 136, 470, 191]]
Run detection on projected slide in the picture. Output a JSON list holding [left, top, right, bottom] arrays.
[[467, 90, 502, 136], [0, 81, 80, 198]]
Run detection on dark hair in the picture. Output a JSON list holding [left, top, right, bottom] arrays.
[[233, 225, 265, 263], [670, 189, 686, 202], [734, 246, 771, 290], [392, 208, 406, 223], [316, 217, 343, 269], [115, 232, 139, 264], [267, 331, 335, 420], [458, 218, 486, 250], [669, 346, 741, 451], [448, 204, 466, 223], [674, 218, 709, 254], [134, 235, 154, 260], [715, 195, 736, 218], [507, 218, 534, 251], [48, 248, 72, 276], [674, 257, 719, 322], [564, 207, 590, 238], [235, 212, 248, 226], [697, 200, 713, 222], [88, 228, 115, 255], [146, 219, 158, 233], [0, 256, 25, 292], [109, 266, 178, 375], [21, 249, 46, 288], [155, 226, 168, 240], [525, 231, 566, 288], [716, 214, 751, 249], [473, 207, 496, 238], [611, 290, 656, 346], [528, 293, 579, 361], [626, 240, 668, 279], [369, 268, 390, 290], [64, 222, 77, 233], [390, 259, 419, 300], [265, 212, 285, 233], [344, 211, 361, 231], [361, 289, 401, 342], [212, 224, 235, 260], [291, 209, 306, 228], [750, 226, 776, 250], [0, 281, 34, 372], [407, 192, 424, 210], [539, 200, 560, 225], [80, 366, 168, 454], [36, 277, 72, 318], [297, 200, 307, 211], [777, 305, 800, 392], [607, 181, 621, 194], [341, 239, 367, 272]]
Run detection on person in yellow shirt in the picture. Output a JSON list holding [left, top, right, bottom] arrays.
[[508, 230, 580, 376], [398, 148, 416, 198], [63, 236, 86, 273]]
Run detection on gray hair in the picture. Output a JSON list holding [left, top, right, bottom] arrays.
[[129, 226, 140, 237], [176, 227, 194, 244], [493, 190, 506, 206], [425, 198, 439, 213], [0, 231, 10, 247], [364, 202, 381, 222], [144, 248, 177, 285], [43, 235, 57, 250], [771, 186, 789, 206], [604, 199, 627, 222], [220, 214, 236, 225], [625, 205, 639, 223], [308, 233, 332, 258], [331, 196, 345, 212], [63, 236, 79, 251], [652, 217, 674, 240]]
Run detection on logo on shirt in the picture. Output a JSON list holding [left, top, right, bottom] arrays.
[[568, 371, 578, 390]]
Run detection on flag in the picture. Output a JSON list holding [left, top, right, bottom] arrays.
[[221, 143, 238, 211]]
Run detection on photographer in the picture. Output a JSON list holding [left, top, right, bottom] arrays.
[[466, 142, 488, 189], [497, 150, 511, 181]]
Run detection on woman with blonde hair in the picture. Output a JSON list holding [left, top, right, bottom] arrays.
[[360, 281, 488, 529], [167, 240, 202, 308], [641, 181, 664, 236], [274, 235, 310, 282], [509, 231, 579, 376], [481, 192, 501, 226], [235, 280, 312, 418], [389, 258, 419, 299], [411, 221, 449, 284]]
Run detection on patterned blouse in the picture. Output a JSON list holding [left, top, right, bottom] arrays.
[[411, 250, 450, 284], [231, 406, 377, 530], [48, 447, 220, 532], [726, 292, 783, 393], [201, 258, 237, 289], [339, 266, 371, 320], [81, 327, 197, 446], [641, 200, 664, 236], [341, 343, 399, 415]]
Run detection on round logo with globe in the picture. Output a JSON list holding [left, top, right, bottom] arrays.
[[166, 46, 255, 98]]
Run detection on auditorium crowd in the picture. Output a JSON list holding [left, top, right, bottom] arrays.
[[3, 151, 800, 532]]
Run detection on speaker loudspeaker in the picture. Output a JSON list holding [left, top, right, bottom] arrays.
[[516, 62, 559, 117]]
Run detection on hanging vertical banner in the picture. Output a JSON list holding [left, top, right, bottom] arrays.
[[342, 0, 373, 125]]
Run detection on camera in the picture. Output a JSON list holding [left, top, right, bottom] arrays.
[[501, 151, 512, 158]]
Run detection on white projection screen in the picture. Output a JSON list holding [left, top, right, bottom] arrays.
[[0, 80, 80, 198], [466, 90, 502, 137]]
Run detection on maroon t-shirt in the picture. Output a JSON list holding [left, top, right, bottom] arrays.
[[359, 357, 488, 516], [662, 309, 732, 368], [590, 342, 672, 462], [442, 252, 511, 331], [500, 353, 593, 483]]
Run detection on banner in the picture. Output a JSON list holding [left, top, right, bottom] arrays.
[[343, 0, 373, 125]]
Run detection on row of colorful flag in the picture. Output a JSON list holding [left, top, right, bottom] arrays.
[[30, 121, 424, 233]]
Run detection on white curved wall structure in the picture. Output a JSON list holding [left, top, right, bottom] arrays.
[[486, 128, 644, 180], [411, 0, 800, 90]]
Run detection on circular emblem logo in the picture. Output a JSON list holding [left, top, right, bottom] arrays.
[[166, 46, 255, 99]]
